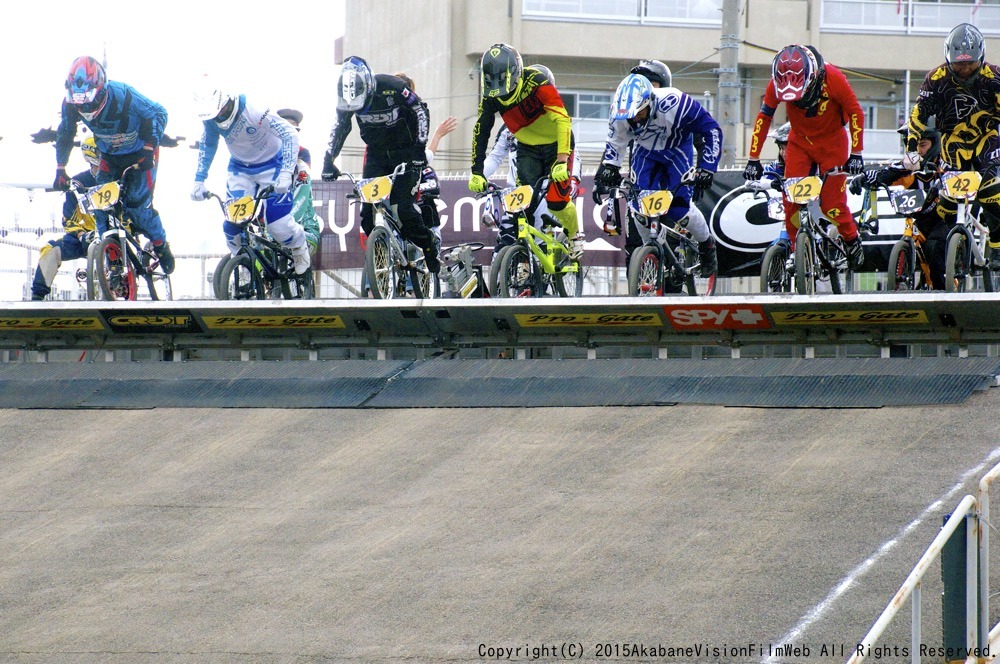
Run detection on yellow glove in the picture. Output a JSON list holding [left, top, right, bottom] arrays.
[[550, 161, 569, 182], [469, 174, 488, 193]]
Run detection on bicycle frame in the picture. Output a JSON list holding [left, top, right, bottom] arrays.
[[502, 181, 578, 276], [782, 171, 852, 295]]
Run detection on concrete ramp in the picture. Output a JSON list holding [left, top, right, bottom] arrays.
[[2, 392, 1000, 661]]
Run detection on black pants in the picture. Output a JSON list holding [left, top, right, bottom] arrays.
[[361, 151, 435, 253]]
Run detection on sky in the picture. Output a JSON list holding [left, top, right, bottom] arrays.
[[0, 1, 346, 298]]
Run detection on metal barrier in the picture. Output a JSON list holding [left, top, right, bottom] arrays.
[[1, 293, 1000, 358]]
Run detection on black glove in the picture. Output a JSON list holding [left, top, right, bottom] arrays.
[[844, 153, 865, 175], [594, 162, 622, 188], [321, 152, 341, 182], [743, 159, 763, 181], [691, 168, 714, 202], [53, 168, 69, 191], [136, 143, 157, 172]]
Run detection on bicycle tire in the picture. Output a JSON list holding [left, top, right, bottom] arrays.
[[759, 243, 790, 293], [794, 234, 816, 295], [985, 246, 1000, 293], [364, 227, 398, 299], [497, 244, 539, 298], [96, 235, 138, 301], [219, 253, 266, 300], [212, 255, 230, 299], [139, 240, 172, 301], [488, 245, 514, 297], [945, 231, 970, 293], [289, 269, 316, 300], [411, 267, 440, 299], [85, 241, 101, 300], [886, 238, 916, 291], [627, 246, 662, 297], [552, 259, 584, 297], [825, 239, 847, 295]]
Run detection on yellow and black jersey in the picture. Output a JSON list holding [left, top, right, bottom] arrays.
[[471, 67, 572, 174], [908, 63, 1000, 168]]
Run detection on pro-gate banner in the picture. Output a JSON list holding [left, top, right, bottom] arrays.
[[311, 171, 902, 276]]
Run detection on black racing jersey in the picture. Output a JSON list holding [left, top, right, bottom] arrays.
[[327, 74, 429, 162], [908, 63, 1000, 168]]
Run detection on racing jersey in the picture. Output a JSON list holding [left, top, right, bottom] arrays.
[[471, 67, 572, 174], [55, 81, 167, 164], [748, 63, 864, 159], [602, 86, 722, 173], [195, 95, 299, 182], [327, 74, 428, 163], [907, 63, 1000, 168]]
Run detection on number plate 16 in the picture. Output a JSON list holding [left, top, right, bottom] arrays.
[[638, 190, 673, 217]]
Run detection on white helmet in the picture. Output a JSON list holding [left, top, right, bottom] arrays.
[[611, 74, 654, 127], [194, 84, 238, 128]]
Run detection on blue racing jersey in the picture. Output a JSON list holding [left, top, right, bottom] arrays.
[[195, 95, 299, 182], [55, 80, 167, 165], [602, 87, 721, 173]]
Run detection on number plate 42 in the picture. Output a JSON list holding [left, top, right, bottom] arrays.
[[941, 171, 981, 201]]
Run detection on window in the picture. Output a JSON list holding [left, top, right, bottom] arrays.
[[523, 0, 721, 24]]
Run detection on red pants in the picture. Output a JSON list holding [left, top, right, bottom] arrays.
[[783, 131, 858, 244]]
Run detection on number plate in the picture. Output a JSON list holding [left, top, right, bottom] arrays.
[[766, 195, 784, 221], [226, 196, 256, 222], [889, 187, 926, 215], [941, 171, 981, 201], [87, 182, 120, 210], [638, 190, 673, 217], [357, 176, 393, 203], [784, 175, 822, 204], [501, 185, 533, 213]]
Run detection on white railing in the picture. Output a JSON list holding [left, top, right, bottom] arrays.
[[822, 0, 1000, 34], [847, 494, 980, 664], [522, 0, 722, 24]]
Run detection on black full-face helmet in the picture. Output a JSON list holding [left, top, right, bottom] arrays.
[[630, 59, 672, 88], [481, 43, 523, 100]]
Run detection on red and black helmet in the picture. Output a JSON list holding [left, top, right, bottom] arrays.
[[65, 56, 107, 118], [772, 45, 821, 104]]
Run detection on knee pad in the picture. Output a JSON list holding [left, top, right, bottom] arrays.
[[684, 205, 711, 243], [37, 243, 62, 286], [266, 214, 306, 248]]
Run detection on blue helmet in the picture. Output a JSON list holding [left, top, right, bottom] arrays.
[[337, 56, 375, 112], [611, 74, 654, 127]]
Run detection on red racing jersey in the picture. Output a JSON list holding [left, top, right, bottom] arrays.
[[749, 63, 864, 160]]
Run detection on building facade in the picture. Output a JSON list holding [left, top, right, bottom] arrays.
[[340, 0, 1000, 173]]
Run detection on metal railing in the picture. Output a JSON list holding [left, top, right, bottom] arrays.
[[822, 0, 1000, 34], [847, 495, 977, 663]]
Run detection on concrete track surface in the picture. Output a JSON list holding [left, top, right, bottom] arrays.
[[3, 394, 1000, 663]]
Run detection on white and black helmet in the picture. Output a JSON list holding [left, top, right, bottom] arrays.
[[338, 56, 376, 112], [630, 59, 672, 88]]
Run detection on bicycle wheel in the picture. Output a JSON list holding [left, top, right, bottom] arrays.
[[96, 236, 137, 300], [681, 246, 713, 296], [794, 234, 816, 295], [886, 238, 916, 291], [411, 267, 440, 299], [983, 245, 1000, 292], [497, 244, 540, 298], [824, 239, 848, 295], [288, 269, 316, 299], [759, 243, 790, 293], [552, 259, 584, 297], [488, 245, 513, 297], [945, 231, 970, 293], [212, 255, 230, 299], [219, 253, 266, 300], [85, 241, 101, 300], [364, 227, 399, 299], [140, 241, 172, 301], [627, 246, 663, 296]]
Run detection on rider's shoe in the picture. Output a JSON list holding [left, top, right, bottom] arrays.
[[845, 236, 865, 270], [30, 293, 45, 301], [698, 236, 718, 277], [424, 240, 441, 274], [154, 241, 175, 275], [570, 233, 585, 260], [990, 246, 1000, 272], [291, 243, 311, 275]]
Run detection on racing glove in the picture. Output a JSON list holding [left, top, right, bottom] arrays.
[[844, 153, 865, 175], [274, 171, 293, 195], [692, 168, 714, 202], [321, 152, 341, 182], [743, 159, 763, 181], [136, 143, 157, 171], [902, 151, 922, 172], [550, 161, 569, 182], [190, 181, 210, 201], [54, 167, 69, 191], [468, 173, 488, 193]]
